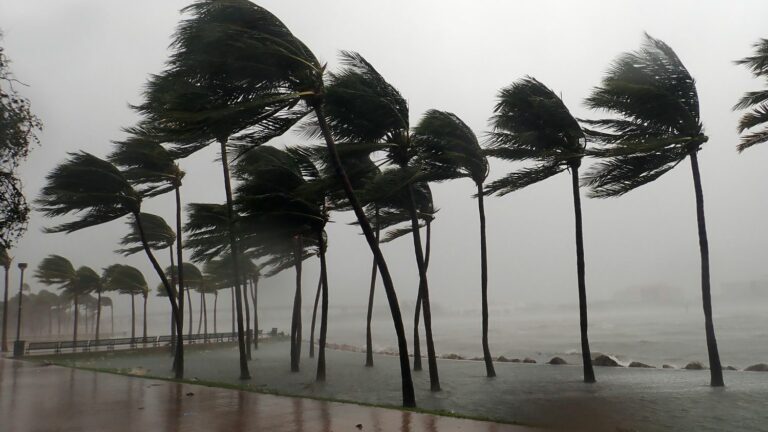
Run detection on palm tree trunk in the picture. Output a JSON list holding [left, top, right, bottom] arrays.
[[243, 278, 252, 359], [218, 138, 250, 380], [84, 303, 89, 336], [570, 164, 595, 383], [689, 151, 724, 387], [230, 287, 235, 334], [197, 292, 203, 334], [406, 185, 440, 392], [143, 294, 148, 342], [134, 211, 183, 378], [309, 275, 321, 358], [290, 235, 303, 372], [312, 100, 415, 407], [316, 229, 329, 382], [131, 294, 135, 340], [110, 306, 114, 336], [95, 289, 102, 345], [169, 245, 178, 358], [251, 278, 258, 350], [174, 184, 186, 376], [477, 184, 496, 377], [2, 266, 9, 352], [213, 291, 218, 334], [203, 293, 208, 339], [73, 295, 79, 347], [48, 308, 52, 336], [413, 221, 432, 372], [365, 207, 380, 367]]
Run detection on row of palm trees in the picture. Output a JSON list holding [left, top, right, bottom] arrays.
[[30, 0, 768, 408]]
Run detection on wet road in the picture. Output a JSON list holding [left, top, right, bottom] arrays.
[[0, 358, 535, 431]]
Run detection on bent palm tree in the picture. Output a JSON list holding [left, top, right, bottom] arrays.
[[584, 34, 723, 386], [103, 264, 148, 340], [734, 38, 768, 151], [35, 152, 182, 377], [486, 77, 594, 382], [413, 109, 496, 377]]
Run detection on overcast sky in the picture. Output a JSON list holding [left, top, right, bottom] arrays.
[[2, 1, 768, 324]]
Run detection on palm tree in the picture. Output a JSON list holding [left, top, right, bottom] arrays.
[[103, 264, 148, 341], [35, 255, 99, 345], [139, 1, 414, 404], [485, 77, 595, 382], [584, 34, 723, 387], [110, 133, 187, 361], [35, 152, 182, 376], [734, 38, 768, 151], [412, 109, 496, 377], [320, 52, 440, 391], [101, 296, 114, 336], [36, 289, 59, 336], [1, 246, 10, 352]]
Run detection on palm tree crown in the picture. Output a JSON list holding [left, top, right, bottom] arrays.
[[734, 38, 768, 151]]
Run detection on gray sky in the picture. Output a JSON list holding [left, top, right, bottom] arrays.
[[2, 0, 768, 321]]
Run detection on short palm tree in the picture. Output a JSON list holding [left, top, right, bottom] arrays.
[[139, 1, 414, 401], [486, 77, 594, 382], [734, 38, 768, 151], [35, 152, 182, 377], [1, 246, 10, 352], [584, 34, 723, 386], [413, 109, 496, 377], [103, 264, 148, 340]]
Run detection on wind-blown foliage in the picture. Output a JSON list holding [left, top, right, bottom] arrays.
[[116, 213, 175, 256], [585, 33, 723, 387], [734, 38, 768, 151]]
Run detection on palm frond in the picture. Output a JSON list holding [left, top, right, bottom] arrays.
[[484, 163, 565, 196], [116, 212, 175, 256]]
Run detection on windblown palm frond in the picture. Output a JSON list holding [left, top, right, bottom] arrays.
[[583, 33, 706, 197], [116, 212, 175, 256], [36, 152, 141, 233], [0, 246, 10, 268], [734, 38, 768, 152], [184, 203, 234, 263], [103, 264, 148, 296], [75, 266, 102, 295], [35, 255, 76, 288], [109, 129, 184, 197]]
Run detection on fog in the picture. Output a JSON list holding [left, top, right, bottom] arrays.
[[2, 1, 768, 343]]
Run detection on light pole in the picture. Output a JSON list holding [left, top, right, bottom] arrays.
[[13, 262, 27, 357]]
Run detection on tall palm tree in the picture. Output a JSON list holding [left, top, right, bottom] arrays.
[[103, 264, 148, 340], [734, 38, 768, 151], [110, 133, 187, 363], [413, 109, 496, 377], [0, 246, 10, 352], [139, 1, 414, 404], [35, 152, 182, 376], [486, 77, 594, 382], [584, 34, 723, 387]]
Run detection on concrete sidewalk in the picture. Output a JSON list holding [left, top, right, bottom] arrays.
[[0, 358, 536, 431]]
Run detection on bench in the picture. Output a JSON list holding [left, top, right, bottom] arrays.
[[26, 341, 61, 354]]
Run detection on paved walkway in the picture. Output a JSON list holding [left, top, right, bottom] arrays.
[[0, 358, 537, 431]]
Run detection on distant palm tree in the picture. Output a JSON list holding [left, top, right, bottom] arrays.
[[734, 38, 768, 151], [1, 246, 10, 352], [36, 152, 182, 376], [36, 290, 59, 336], [139, 1, 414, 405], [486, 77, 594, 382], [584, 34, 723, 386], [103, 264, 148, 341]]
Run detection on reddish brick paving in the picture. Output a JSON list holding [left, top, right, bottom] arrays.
[[0, 358, 537, 431]]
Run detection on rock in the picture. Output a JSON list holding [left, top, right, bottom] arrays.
[[593, 355, 621, 367], [745, 363, 768, 372], [629, 361, 654, 368], [510, 358, 521, 363], [496, 355, 510, 362], [523, 357, 537, 364], [548, 357, 567, 365], [684, 361, 706, 370], [440, 353, 465, 360], [662, 364, 675, 369], [724, 365, 738, 371]]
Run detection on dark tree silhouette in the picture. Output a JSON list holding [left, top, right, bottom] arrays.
[[734, 38, 768, 151]]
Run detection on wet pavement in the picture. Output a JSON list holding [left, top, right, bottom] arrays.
[[0, 358, 535, 432]]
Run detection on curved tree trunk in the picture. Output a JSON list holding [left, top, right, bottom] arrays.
[[2, 266, 9, 352], [313, 101, 415, 407], [570, 164, 595, 383], [406, 186, 440, 392], [316, 229, 329, 382], [174, 185, 186, 376], [95, 289, 102, 345], [143, 294, 148, 342], [130, 294, 136, 340], [230, 287, 235, 334], [251, 278, 258, 350], [203, 293, 208, 339], [477, 184, 496, 377], [243, 279, 251, 359], [213, 291, 218, 334], [309, 275, 321, 359], [290, 235, 303, 372], [134, 211, 183, 378], [689, 151, 724, 387], [218, 138, 250, 380], [365, 207, 380, 367], [197, 292, 203, 335]]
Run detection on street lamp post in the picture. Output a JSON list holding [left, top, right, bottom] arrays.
[[13, 262, 27, 357]]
